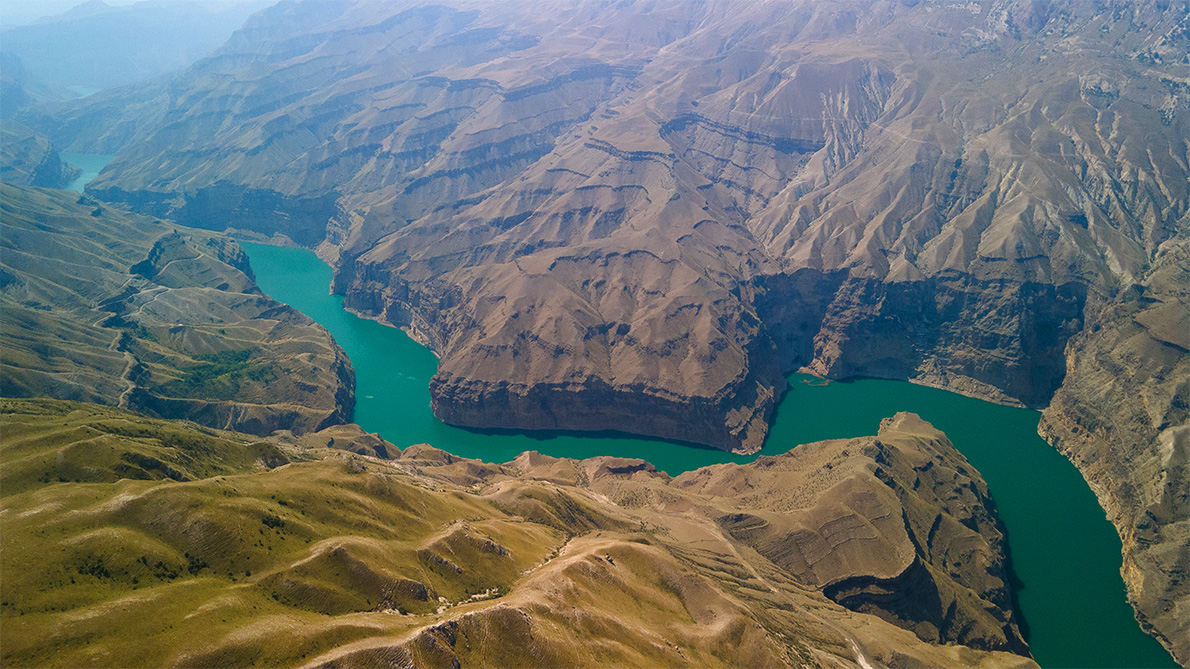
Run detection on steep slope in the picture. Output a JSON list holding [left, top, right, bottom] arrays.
[[669, 413, 1026, 653], [28, 0, 1190, 655], [0, 121, 79, 188], [0, 184, 353, 434], [0, 398, 1034, 668], [1039, 239, 1190, 665]]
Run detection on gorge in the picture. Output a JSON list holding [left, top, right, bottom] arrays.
[[245, 240, 1175, 668], [1, 0, 1187, 665]]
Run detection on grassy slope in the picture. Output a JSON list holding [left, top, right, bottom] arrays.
[[0, 184, 352, 435], [1, 400, 560, 667], [0, 399, 1035, 668]]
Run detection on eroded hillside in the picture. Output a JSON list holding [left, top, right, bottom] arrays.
[[0, 399, 1034, 668], [0, 185, 353, 434], [38, 0, 1187, 451]]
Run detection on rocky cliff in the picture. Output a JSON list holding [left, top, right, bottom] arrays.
[[0, 184, 354, 434], [23, 0, 1190, 658], [1, 399, 1034, 668], [1039, 240, 1190, 665], [42, 0, 1184, 447], [0, 122, 79, 188]]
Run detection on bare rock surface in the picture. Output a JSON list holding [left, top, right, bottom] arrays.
[[1040, 240, 1190, 665]]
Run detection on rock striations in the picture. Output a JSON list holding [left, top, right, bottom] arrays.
[[0, 184, 354, 435], [21, 0, 1190, 658], [1039, 239, 1190, 663], [0, 399, 1034, 668], [672, 413, 1027, 654]]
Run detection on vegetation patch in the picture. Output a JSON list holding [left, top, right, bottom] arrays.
[[161, 350, 277, 400]]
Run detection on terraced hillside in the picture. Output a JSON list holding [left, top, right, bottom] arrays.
[[0, 398, 1033, 668], [0, 185, 353, 434]]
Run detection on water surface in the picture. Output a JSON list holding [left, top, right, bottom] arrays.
[[242, 241, 1174, 668], [61, 152, 114, 193]]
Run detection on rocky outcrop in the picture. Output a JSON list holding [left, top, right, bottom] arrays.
[[672, 413, 1026, 654], [0, 121, 79, 188], [1039, 240, 1190, 666], [808, 275, 1087, 407], [0, 184, 354, 435]]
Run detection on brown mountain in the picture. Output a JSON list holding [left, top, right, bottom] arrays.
[[30, 0, 1189, 660], [1, 398, 1033, 668], [0, 184, 353, 434], [1039, 238, 1189, 660], [0, 122, 79, 188]]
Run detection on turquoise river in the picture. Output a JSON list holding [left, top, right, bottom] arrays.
[[62, 156, 1175, 667], [241, 242, 1174, 668]]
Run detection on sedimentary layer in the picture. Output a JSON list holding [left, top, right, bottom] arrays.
[[1039, 240, 1190, 666]]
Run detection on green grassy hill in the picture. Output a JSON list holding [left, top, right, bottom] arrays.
[[0, 399, 1034, 668]]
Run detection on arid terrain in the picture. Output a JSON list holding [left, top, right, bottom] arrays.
[[1, 0, 1186, 664]]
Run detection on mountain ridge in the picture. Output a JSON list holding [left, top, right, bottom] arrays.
[[0, 184, 354, 435], [0, 398, 1034, 668]]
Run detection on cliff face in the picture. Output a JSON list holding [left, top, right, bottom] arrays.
[[0, 184, 354, 435], [0, 122, 79, 188], [1039, 240, 1190, 665], [669, 413, 1027, 654], [1, 400, 1034, 668], [29, 0, 1190, 656]]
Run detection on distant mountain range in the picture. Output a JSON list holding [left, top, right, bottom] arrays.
[[0, 0, 272, 98]]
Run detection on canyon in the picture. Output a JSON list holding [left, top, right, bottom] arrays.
[[2, 0, 1187, 663]]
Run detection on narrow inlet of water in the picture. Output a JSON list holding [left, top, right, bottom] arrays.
[[61, 152, 114, 194], [242, 241, 1175, 669], [54, 156, 1174, 667]]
